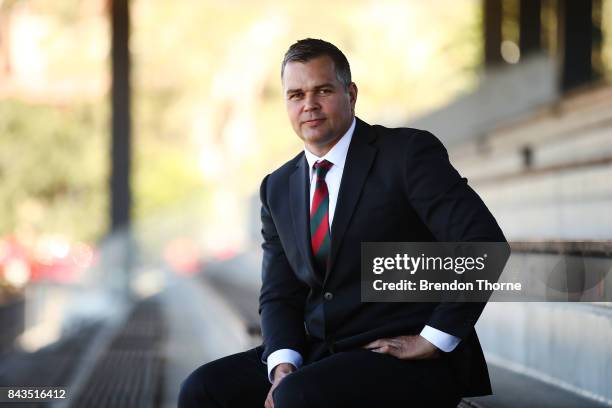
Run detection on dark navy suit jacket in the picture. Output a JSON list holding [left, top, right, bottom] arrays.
[[258, 117, 508, 397]]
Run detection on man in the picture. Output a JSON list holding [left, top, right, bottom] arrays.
[[179, 38, 507, 407]]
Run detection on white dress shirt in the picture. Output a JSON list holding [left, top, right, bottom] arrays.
[[266, 117, 460, 382]]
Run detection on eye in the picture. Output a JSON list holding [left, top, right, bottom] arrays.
[[318, 88, 331, 95], [289, 92, 303, 100]]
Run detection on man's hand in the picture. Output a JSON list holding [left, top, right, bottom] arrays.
[[264, 363, 295, 408], [363, 335, 440, 360]]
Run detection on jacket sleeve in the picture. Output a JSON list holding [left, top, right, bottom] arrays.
[[404, 130, 511, 340], [258, 174, 309, 362]]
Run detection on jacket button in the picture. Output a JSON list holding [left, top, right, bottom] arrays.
[[324, 292, 333, 301]]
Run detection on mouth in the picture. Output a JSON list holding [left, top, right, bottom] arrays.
[[302, 118, 326, 127]]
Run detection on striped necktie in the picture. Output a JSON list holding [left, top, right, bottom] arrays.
[[310, 160, 333, 274]]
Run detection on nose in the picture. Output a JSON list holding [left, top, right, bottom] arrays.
[[303, 92, 320, 112]]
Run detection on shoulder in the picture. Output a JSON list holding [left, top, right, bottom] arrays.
[[363, 120, 448, 158], [267, 150, 304, 183], [259, 151, 304, 199], [374, 124, 444, 148]]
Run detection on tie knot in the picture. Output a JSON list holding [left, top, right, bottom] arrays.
[[314, 160, 333, 178]]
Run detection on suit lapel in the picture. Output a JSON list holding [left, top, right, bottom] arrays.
[[289, 155, 322, 286], [326, 119, 377, 282], [289, 118, 378, 287]]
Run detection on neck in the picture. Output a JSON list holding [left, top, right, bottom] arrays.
[[306, 137, 341, 157]]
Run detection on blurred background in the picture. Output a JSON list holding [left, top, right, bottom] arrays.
[[0, 0, 611, 407]]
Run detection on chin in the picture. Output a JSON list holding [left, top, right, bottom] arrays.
[[303, 128, 329, 142], [305, 136, 331, 148]]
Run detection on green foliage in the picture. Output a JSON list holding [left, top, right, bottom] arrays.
[[133, 137, 205, 219], [0, 0, 484, 247], [0, 100, 108, 241]]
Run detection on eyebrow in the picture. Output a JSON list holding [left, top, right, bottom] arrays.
[[285, 83, 336, 95]]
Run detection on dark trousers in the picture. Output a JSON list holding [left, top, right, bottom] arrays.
[[178, 346, 462, 407]]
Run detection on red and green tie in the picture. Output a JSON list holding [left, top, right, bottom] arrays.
[[310, 160, 333, 274]]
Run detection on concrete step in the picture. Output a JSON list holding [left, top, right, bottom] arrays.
[[466, 364, 609, 408]]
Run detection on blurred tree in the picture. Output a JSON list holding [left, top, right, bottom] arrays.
[[0, 101, 108, 241], [0, 0, 20, 76], [1, 0, 482, 251]]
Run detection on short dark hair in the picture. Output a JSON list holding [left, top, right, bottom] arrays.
[[281, 38, 352, 89]]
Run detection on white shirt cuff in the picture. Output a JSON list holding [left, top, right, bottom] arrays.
[[420, 325, 461, 352], [266, 348, 303, 383]]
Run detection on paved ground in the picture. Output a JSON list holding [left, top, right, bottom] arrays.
[[159, 274, 258, 408], [2, 271, 609, 407]]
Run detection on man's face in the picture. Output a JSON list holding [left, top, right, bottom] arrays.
[[282, 55, 357, 156]]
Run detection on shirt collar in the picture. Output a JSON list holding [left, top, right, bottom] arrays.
[[304, 117, 356, 176]]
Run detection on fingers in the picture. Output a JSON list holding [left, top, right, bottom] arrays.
[[380, 344, 402, 357], [365, 336, 423, 359], [363, 338, 388, 349], [364, 336, 409, 349], [371, 344, 392, 354], [387, 338, 404, 348], [265, 391, 274, 408], [367, 342, 400, 358]]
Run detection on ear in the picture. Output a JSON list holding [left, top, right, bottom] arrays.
[[348, 82, 358, 111]]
